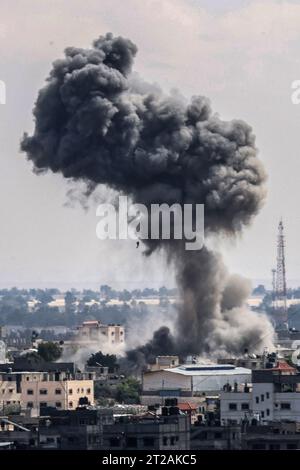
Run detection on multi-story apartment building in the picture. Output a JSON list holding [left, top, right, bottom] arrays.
[[220, 361, 300, 424], [0, 369, 94, 414], [102, 411, 190, 450], [76, 320, 125, 347], [0, 371, 22, 411]]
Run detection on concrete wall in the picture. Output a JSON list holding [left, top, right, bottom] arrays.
[[21, 378, 94, 411], [143, 371, 192, 392]]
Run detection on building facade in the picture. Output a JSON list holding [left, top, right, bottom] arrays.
[[142, 364, 251, 405], [220, 361, 300, 424], [0, 370, 94, 414], [76, 320, 125, 347], [102, 412, 190, 450]]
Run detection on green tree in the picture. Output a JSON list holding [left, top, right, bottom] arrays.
[[87, 351, 118, 372], [116, 378, 141, 404], [37, 341, 62, 362]]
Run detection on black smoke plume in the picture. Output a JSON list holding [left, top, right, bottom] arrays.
[[21, 33, 274, 366]]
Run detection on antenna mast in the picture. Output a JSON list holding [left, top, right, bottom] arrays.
[[275, 219, 288, 323]]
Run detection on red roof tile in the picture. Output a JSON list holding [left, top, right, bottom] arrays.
[[269, 360, 296, 373], [177, 402, 198, 412]]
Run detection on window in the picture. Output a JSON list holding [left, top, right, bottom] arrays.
[[281, 403, 291, 410], [170, 436, 176, 446], [126, 437, 137, 448], [69, 389, 73, 395], [255, 397, 259, 404], [261, 411, 265, 418], [266, 392, 270, 399], [270, 444, 280, 450], [143, 437, 155, 447], [241, 403, 249, 410], [55, 402, 62, 408], [27, 402, 33, 408], [86, 388, 91, 394], [8, 388, 13, 393], [39, 389, 48, 395], [163, 437, 168, 446], [229, 403, 237, 411], [253, 444, 266, 450], [110, 437, 120, 447], [261, 394, 264, 402], [266, 409, 270, 416], [27, 389, 34, 395], [287, 444, 297, 450], [55, 389, 62, 395], [69, 401, 73, 408], [40, 402, 47, 408]]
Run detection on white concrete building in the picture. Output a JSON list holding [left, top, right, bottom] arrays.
[[142, 363, 251, 405], [220, 361, 300, 424]]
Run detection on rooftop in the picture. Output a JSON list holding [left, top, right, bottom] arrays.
[[163, 364, 251, 376]]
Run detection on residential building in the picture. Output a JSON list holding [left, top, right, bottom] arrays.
[[241, 421, 300, 450], [220, 361, 300, 424], [0, 371, 22, 412], [190, 424, 242, 450], [38, 407, 113, 449], [0, 369, 94, 414], [102, 411, 190, 450], [76, 320, 125, 347]]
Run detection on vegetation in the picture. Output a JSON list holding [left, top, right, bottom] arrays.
[[94, 377, 141, 405], [87, 351, 118, 372], [37, 341, 62, 362], [115, 378, 141, 404]]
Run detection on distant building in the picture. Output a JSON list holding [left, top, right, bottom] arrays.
[[242, 421, 300, 450], [0, 326, 6, 339], [220, 360, 300, 424], [142, 364, 251, 406], [191, 424, 242, 450], [38, 408, 113, 449], [0, 408, 114, 450], [149, 356, 179, 371], [102, 412, 190, 450], [76, 320, 125, 347], [0, 340, 7, 364]]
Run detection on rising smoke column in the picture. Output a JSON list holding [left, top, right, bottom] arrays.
[[21, 33, 274, 359]]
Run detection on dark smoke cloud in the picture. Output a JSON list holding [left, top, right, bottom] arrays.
[[21, 33, 273, 366]]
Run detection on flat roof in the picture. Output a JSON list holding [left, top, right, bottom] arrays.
[[163, 364, 251, 376]]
